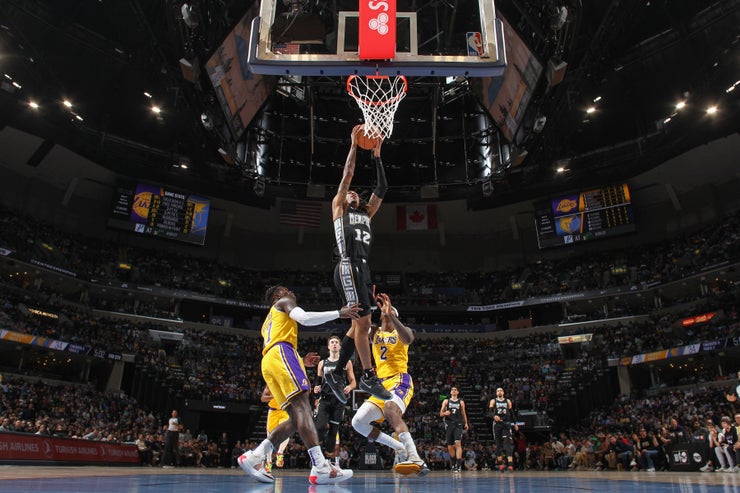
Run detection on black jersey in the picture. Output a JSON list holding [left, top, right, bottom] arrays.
[[333, 207, 372, 261], [321, 358, 341, 396], [446, 399, 464, 425], [493, 397, 512, 422]]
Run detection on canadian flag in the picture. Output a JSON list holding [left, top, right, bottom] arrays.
[[396, 205, 438, 231]]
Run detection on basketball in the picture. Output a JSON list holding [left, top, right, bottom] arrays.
[[357, 125, 380, 150]]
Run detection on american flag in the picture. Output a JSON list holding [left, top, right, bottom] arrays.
[[279, 200, 323, 228]]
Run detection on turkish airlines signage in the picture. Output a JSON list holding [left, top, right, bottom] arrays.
[[359, 1, 396, 60], [0, 432, 139, 464]]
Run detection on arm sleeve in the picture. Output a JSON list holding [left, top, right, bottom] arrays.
[[508, 401, 517, 426], [288, 306, 340, 326], [372, 155, 388, 199]]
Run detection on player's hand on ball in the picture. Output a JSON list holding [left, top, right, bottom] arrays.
[[351, 125, 363, 146]]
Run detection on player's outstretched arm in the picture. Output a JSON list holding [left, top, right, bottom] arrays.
[[332, 125, 362, 220], [277, 296, 361, 326], [375, 292, 413, 344]]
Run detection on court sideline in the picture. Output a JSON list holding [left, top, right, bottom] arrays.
[[1, 467, 739, 493]]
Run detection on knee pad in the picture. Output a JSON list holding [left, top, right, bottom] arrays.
[[352, 403, 383, 437]]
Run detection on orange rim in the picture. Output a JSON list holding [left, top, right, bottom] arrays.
[[346, 75, 408, 107]]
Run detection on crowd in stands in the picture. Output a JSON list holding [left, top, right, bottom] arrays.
[[3, 369, 738, 473], [1, 206, 739, 471], [1, 205, 738, 311], [0, 376, 159, 444], [2, 271, 738, 406]]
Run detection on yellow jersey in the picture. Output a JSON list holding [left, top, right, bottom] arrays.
[[371, 328, 409, 379], [261, 305, 298, 355], [267, 397, 280, 410]]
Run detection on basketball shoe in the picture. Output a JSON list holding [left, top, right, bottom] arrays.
[[238, 450, 274, 483], [308, 462, 353, 485]]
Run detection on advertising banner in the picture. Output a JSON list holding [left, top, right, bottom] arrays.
[[0, 432, 139, 465]]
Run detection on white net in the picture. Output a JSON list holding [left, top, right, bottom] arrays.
[[347, 75, 408, 140]]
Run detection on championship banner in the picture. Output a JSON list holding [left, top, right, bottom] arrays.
[[0, 432, 139, 465], [359, 1, 396, 60]]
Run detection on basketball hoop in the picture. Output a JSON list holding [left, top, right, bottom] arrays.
[[347, 75, 408, 141]]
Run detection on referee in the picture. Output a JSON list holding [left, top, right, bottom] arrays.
[[161, 409, 183, 467]]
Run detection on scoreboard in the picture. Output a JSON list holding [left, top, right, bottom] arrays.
[[535, 184, 636, 249], [108, 182, 210, 245]]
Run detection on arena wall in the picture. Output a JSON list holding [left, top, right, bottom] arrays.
[[1, 126, 738, 272]]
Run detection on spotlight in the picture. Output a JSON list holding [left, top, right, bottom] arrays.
[[533, 116, 547, 133], [200, 113, 214, 130], [181, 3, 199, 29], [549, 5, 568, 31]]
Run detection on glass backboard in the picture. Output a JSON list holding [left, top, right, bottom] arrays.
[[248, 1, 506, 77]]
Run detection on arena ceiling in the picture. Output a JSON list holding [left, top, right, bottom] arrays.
[[0, 0, 738, 208]]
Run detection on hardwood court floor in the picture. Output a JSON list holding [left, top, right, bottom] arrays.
[[1, 467, 739, 493]]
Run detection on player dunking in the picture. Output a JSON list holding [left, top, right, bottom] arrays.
[[490, 387, 518, 471], [325, 125, 391, 404], [440, 386, 469, 472]]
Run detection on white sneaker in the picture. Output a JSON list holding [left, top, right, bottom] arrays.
[[309, 462, 353, 485], [699, 463, 713, 472], [393, 448, 409, 466], [238, 451, 274, 483], [646, 467, 655, 472]]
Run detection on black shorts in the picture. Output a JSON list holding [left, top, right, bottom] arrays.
[[445, 423, 463, 445], [316, 395, 346, 425], [494, 421, 512, 441], [333, 258, 373, 317]]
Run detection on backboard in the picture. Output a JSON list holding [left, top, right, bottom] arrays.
[[248, 1, 506, 77]]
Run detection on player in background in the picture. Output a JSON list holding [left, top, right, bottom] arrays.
[[489, 387, 519, 472], [314, 335, 356, 459], [440, 386, 469, 472], [260, 386, 290, 473]]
